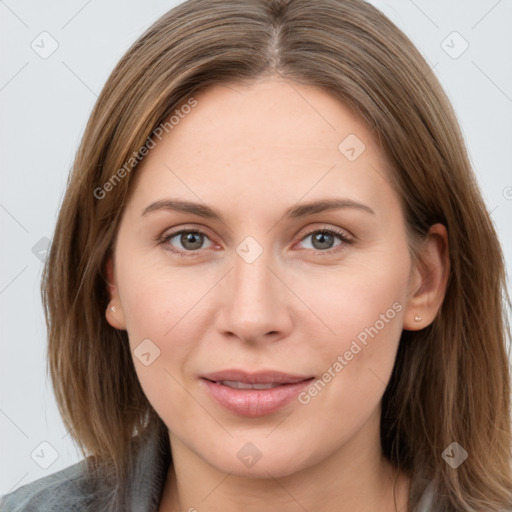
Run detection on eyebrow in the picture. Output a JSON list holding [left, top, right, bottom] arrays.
[[141, 197, 375, 220]]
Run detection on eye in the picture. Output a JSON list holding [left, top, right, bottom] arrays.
[[159, 229, 214, 256], [296, 227, 353, 254], [158, 225, 353, 257]]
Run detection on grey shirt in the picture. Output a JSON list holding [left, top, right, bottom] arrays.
[[1, 428, 435, 511], [0, 424, 171, 512]]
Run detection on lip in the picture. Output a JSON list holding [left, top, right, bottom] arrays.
[[199, 369, 314, 417]]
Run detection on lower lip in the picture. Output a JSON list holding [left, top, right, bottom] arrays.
[[200, 378, 314, 417]]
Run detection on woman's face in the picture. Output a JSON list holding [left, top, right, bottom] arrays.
[[107, 77, 422, 478]]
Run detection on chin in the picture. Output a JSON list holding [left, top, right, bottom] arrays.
[[201, 440, 319, 480]]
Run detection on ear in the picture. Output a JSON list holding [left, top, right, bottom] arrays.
[[403, 223, 450, 331], [105, 255, 127, 330]]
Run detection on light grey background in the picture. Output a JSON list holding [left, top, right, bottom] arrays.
[[1, 0, 511, 496]]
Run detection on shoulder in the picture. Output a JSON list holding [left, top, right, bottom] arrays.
[[0, 458, 96, 512], [413, 481, 434, 512], [1, 423, 172, 512]]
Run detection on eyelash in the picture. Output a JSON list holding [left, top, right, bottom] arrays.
[[158, 226, 353, 258]]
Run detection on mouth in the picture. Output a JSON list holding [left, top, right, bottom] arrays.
[[199, 369, 315, 417], [209, 380, 288, 390]]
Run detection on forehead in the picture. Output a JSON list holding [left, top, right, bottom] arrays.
[[128, 77, 399, 222], [161, 78, 375, 164]]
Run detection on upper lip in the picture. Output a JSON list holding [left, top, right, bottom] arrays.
[[201, 369, 314, 385]]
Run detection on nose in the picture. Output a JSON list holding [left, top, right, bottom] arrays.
[[214, 247, 293, 345]]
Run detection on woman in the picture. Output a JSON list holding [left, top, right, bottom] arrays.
[[2, 0, 511, 510]]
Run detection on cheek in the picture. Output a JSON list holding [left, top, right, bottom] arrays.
[[115, 267, 205, 412], [118, 269, 208, 428], [293, 249, 408, 412], [293, 256, 408, 351], [118, 261, 214, 344]]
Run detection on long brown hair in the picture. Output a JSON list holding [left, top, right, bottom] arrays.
[[40, 0, 512, 509]]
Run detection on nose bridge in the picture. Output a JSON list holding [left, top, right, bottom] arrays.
[[217, 242, 291, 342], [231, 246, 276, 317]]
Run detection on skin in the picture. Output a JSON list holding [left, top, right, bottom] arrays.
[[105, 76, 449, 512]]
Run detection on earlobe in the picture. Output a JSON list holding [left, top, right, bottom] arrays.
[[104, 256, 127, 330], [403, 223, 450, 331]]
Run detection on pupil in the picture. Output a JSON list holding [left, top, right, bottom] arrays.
[[181, 232, 203, 250], [313, 232, 333, 250]]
